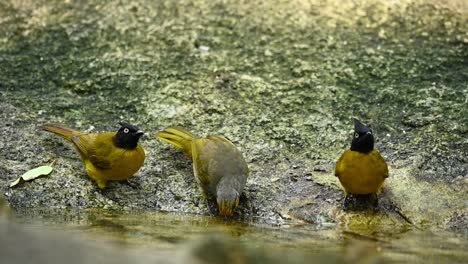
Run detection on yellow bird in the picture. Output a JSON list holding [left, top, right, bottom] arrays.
[[41, 122, 145, 189], [157, 127, 249, 217], [335, 119, 389, 197]]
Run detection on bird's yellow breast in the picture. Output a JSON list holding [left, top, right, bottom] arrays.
[[335, 149, 388, 194], [85, 144, 146, 182]]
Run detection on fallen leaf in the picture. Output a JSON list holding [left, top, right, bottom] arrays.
[[10, 165, 54, 187]]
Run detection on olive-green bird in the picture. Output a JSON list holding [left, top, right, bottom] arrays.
[[157, 127, 249, 217], [41, 122, 145, 189], [335, 119, 389, 197]]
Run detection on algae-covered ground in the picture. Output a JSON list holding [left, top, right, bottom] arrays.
[[0, 0, 467, 250]]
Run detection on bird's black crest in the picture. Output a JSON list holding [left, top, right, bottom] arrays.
[[353, 118, 371, 134]]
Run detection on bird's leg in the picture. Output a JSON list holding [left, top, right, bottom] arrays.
[[206, 198, 219, 216], [121, 179, 140, 189], [343, 193, 379, 211], [96, 179, 107, 189]]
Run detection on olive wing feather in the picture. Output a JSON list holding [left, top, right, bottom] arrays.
[[71, 133, 114, 169]]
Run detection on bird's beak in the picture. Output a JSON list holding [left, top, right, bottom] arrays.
[[135, 130, 144, 137]]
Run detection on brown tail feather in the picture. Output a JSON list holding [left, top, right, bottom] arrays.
[[157, 127, 195, 157], [41, 124, 81, 141]]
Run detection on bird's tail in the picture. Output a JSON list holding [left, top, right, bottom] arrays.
[[157, 127, 195, 158], [41, 124, 81, 141]]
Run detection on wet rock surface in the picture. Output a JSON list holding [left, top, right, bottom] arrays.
[[0, 0, 467, 233]]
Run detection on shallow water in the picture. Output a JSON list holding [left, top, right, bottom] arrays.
[[6, 208, 467, 263]]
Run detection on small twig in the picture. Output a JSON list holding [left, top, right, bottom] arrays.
[[394, 208, 414, 225]]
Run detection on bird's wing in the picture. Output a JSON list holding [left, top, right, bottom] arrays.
[[192, 138, 214, 187], [207, 135, 237, 147], [334, 151, 346, 177], [205, 136, 249, 179], [210, 136, 251, 175], [377, 152, 389, 178], [71, 134, 93, 157], [88, 154, 113, 169], [72, 133, 114, 169]]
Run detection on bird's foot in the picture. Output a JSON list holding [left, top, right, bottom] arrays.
[[122, 179, 140, 189], [96, 180, 108, 190], [343, 193, 379, 211], [206, 198, 219, 216]]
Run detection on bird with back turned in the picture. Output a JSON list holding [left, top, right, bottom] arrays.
[[157, 127, 249, 217]]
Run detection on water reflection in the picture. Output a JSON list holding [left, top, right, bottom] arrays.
[[2, 208, 465, 263]]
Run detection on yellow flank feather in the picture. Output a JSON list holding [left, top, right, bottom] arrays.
[[157, 127, 195, 158], [335, 149, 388, 195]]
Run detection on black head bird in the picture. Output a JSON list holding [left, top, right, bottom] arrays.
[[350, 118, 374, 153], [114, 122, 144, 150]]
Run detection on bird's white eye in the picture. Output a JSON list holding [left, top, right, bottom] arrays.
[[354, 133, 359, 138], [123, 128, 130, 133]]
